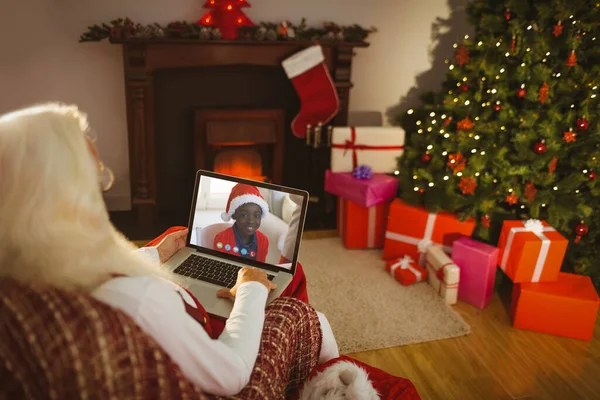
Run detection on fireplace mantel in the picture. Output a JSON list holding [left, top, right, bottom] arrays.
[[115, 39, 368, 232]]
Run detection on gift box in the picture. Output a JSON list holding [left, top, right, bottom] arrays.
[[337, 198, 389, 249], [497, 219, 568, 283], [325, 170, 398, 208], [451, 237, 499, 309], [425, 245, 460, 305], [330, 127, 405, 173], [383, 199, 475, 264], [511, 273, 600, 341], [385, 255, 428, 286]]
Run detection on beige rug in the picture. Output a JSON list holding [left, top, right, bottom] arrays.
[[299, 238, 470, 354]]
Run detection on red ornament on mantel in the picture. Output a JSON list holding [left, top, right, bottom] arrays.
[[198, 0, 255, 40]]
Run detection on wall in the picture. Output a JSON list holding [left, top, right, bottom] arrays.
[[0, 0, 469, 210]]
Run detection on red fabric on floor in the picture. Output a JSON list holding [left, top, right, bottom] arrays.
[[144, 227, 309, 337]]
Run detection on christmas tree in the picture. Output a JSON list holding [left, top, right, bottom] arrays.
[[198, 0, 254, 40], [397, 0, 600, 289]]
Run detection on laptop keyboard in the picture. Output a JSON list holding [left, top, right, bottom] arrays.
[[174, 254, 275, 289]]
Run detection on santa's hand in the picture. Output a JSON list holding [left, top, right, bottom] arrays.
[[156, 229, 188, 263], [216, 267, 276, 300]]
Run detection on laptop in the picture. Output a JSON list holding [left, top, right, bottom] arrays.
[[163, 170, 309, 319]]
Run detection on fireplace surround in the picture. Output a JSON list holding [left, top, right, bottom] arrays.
[[113, 39, 367, 236]]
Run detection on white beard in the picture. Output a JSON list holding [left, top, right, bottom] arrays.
[[300, 361, 379, 400]]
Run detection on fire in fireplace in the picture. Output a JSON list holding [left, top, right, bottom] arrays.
[[194, 109, 285, 184]]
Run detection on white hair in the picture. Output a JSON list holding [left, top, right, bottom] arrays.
[[0, 103, 171, 291]]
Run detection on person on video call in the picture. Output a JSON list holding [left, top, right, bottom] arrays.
[[213, 184, 270, 263]]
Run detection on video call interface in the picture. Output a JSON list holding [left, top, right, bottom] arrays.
[[190, 176, 301, 269]]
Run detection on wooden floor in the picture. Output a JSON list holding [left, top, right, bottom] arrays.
[[349, 288, 600, 400], [137, 230, 600, 399]]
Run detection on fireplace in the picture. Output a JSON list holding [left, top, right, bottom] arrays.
[[194, 109, 285, 184], [114, 40, 367, 236]]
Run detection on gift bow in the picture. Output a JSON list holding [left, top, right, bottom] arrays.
[[500, 219, 555, 282], [390, 255, 423, 281], [426, 261, 458, 294], [332, 127, 405, 169]]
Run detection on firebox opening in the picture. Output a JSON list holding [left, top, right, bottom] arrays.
[[213, 147, 267, 182]]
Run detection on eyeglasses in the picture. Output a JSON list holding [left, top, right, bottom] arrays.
[[85, 128, 114, 192]]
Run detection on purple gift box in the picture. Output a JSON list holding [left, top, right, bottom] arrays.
[[325, 170, 398, 208], [451, 237, 499, 309]]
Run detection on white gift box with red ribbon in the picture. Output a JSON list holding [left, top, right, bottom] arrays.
[[425, 245, 460, 305], [330, 127, 405, 173]]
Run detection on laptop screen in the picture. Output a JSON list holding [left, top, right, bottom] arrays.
[[187, 171, 308, 273]]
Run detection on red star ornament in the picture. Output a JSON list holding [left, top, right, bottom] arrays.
[[563, 131, 577, 143], [505, 193, 519, 205]]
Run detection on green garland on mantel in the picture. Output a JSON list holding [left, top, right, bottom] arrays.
[[79, 18, 376, 43]]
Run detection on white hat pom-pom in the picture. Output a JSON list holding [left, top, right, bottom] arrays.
[[221, 212, 231, 222]]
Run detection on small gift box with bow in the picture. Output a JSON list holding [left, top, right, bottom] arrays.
[[497, 219, 568, 283], [330, 127, 405, 173], [425, 245, 460, 305], [337, 197, 389, 249], [451, 237, 499, 309], [385, 255, 428, 286], [325, 170, 398, 208], [383, 199, 475, 264]]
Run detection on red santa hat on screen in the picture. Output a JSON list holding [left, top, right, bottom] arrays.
[[221, 183, 270, 222]]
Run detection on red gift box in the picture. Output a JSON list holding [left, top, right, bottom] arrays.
[[498, 219, 568, 283], [385, 255, 428, 286], [511, 272, 600, 341], [338, 197, 388, 249], [383, 199, 475, 264]]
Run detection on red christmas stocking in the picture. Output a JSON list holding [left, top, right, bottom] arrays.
[[282, 45, 339, 138]]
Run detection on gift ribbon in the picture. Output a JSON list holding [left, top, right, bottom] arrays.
[[426, 261, 458, 294], [390, 255, 423, 282], [499, 219, 554, 282], [331, 127, 405, 169], [384, 212, 452, 266]]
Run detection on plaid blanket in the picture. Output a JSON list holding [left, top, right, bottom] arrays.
[[0, 279, 321, 399]]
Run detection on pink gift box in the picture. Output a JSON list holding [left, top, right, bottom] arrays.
[[451, 237, 499, 309], [325, 170, 398, 208]]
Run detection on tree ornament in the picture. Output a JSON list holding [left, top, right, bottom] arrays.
[[532, 141, 547, 154], [456, 116, 475, 131], [511, 35, 516, 53], [504, 8, 511, 20], [563, 130, 577, 143], [574, 221, 588, 244], [538, 82, 549, 104], [493, 103, 502, 112], [548, 157, 558, 174], [421, 152, 431, 163], [505, 193, 519, 205], [589, 171, 597, 180], [418, 188, 425, 195], [553, 21, 563, 37], [481, 215, 491, 228], [198, 0, 255, 40], [577, 117, 589, 131], [566, 50, 577, 67], [460, 84, 469, 92], [458, 177, 477, 195], [456, 45, 470, 66], [443, 116, 453, 127], [517, 88, 527, 98], [524, 182, 537, 202], [447, 152, 466, 174]]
